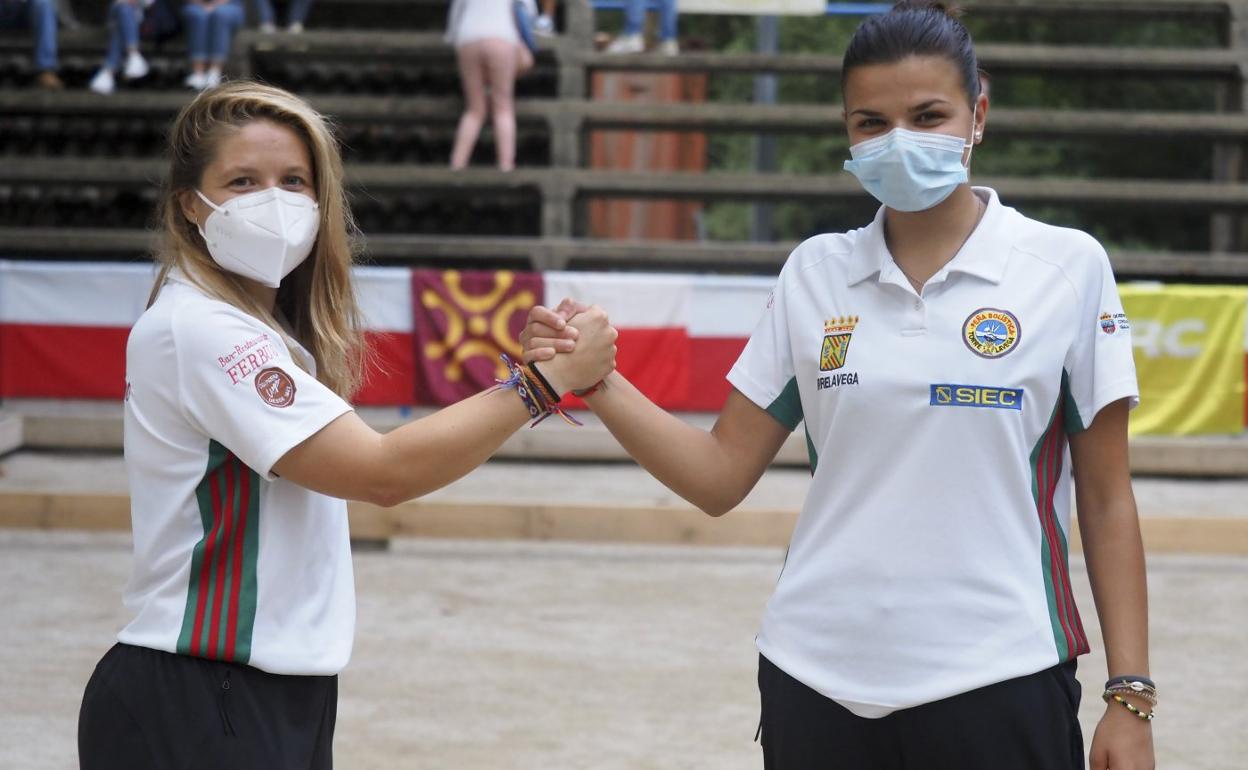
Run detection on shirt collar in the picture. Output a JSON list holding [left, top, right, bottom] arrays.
[[846, 187, 1013, 287]]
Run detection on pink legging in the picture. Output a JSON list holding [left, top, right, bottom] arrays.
[[450, 38, 526, 171]]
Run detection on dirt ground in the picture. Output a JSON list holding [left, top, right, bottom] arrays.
[[2, 530, 1244, 770]]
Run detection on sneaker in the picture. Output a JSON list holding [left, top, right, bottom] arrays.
[[89, 68, 115, 94], [259, 21, 277, 33], [123, 51, 149, 80], [534, 14, 555, 36], [185, 70, 207, 90], [605, 33, 644, 54], [287, 22, 304, 34], [658, 39, 679, 56], [35, 70, 64, 90], [204, 68, 222, 89]]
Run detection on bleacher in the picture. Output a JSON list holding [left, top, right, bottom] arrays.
[[1, 0, 1247, 277]]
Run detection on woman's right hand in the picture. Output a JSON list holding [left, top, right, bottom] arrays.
[[536, 304, 616, 395], [520, 298, 588, 363]]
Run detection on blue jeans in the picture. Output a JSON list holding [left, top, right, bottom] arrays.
[[250, 0, 314, 26], [183, 0, 245, 62], [104, 1, 141, 72], [0, 0, 59, 71], [623, 0, 676, 41]]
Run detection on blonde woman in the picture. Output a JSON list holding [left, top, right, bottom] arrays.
[[77, 81, 616, 768]]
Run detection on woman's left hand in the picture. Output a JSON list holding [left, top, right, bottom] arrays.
[[1089, 702, 1155, 770]]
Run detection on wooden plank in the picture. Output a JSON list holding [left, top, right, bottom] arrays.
[[5, 92, 1248, 139], [964, 0, 1232, 15], [0, 412, 22, 456], [576, 45, 1244, 76], [2, 491, 1245, 554]]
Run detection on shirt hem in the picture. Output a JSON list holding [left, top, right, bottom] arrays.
[[1088, 378, 1141, 426], [726, 366, 780, 414]]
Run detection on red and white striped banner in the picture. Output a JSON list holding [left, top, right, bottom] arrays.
[[0, 261, 770, 412]]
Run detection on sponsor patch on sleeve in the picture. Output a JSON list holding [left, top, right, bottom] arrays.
[[255, 367, 297, 408], [1099, 311, 1131, 334], [930, 384, 1023, 411]]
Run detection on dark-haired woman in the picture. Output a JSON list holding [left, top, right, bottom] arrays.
[[521, 3, 1154, 768]]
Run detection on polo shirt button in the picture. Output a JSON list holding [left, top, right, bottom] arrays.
[[913, 300, 922, 310]]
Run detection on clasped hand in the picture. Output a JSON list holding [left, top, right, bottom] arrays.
[[519, 298, 616, 395]]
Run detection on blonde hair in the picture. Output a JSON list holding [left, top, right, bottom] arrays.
[[150, 81, 365, 399]]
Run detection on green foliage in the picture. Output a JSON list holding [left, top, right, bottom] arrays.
[[676, 8, 1235, 251]]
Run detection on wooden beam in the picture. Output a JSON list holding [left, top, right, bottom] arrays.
[[5, 229, 1248, 278]]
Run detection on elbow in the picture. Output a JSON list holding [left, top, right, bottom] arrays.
[[696, 492, 741, 518], [360, 471, 414, 509], [366, 487, 407, 509]]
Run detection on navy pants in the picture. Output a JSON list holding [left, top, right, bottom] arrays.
[[79, 643, 337, 770], [758, 654, 1085, 770]]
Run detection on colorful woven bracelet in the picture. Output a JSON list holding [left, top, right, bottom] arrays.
[[1104, 692, 1155, 721], [527, 361, 563, 402], [523, 365, 583, 427], [492, 355, 544, 422], [492, 355, 582, 428]]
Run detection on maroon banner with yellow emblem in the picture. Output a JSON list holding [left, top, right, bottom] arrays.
[[412, 270, 543, 405]]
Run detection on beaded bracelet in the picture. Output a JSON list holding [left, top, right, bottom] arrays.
[[1104, 683, 1158, 706], [1104, 692, 1155, 721]]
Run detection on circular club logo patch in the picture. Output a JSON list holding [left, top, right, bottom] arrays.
[[962, 308, 1021, 359], [255, 367, 296, 408]]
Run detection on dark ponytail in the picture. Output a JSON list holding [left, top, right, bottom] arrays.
[[842, 1, 983, 105]]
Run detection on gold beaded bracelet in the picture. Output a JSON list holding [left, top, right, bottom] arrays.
[[1104, 692, 1155, 721]]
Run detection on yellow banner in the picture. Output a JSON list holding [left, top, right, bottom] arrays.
[[1122, 284, 1248, 436]]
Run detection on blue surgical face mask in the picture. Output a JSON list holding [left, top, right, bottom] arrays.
[[843, 119, 975, 213]]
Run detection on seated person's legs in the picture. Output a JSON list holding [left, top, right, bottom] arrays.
[[287, 0, 313, 31], [2, 0, 63, 88], [250, 0, 276, 31], [183, 2, 211, 89], [204, 1, 245, 87], [91, 1, 148, 94]]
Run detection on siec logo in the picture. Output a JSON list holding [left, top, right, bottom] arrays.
[[930, 384, 1024, 411], [963, 308, 1021, 359]]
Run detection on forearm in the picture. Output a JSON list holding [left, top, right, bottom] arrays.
[[584, 372, 750, 515], [1079, 498, 1150, 678], [374, 388, 531, 504]]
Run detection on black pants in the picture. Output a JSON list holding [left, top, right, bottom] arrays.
[[758, 654, 1084, 770], [79, 643, 337, 770]]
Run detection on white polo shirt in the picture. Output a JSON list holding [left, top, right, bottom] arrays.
[[118, 271, 356, 676], [729, 188, 1138, 717]]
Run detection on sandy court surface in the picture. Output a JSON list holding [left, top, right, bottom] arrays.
[[3, 530, 1244, 770]]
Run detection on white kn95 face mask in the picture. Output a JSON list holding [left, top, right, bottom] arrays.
[[195, 187, 320, 288]]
